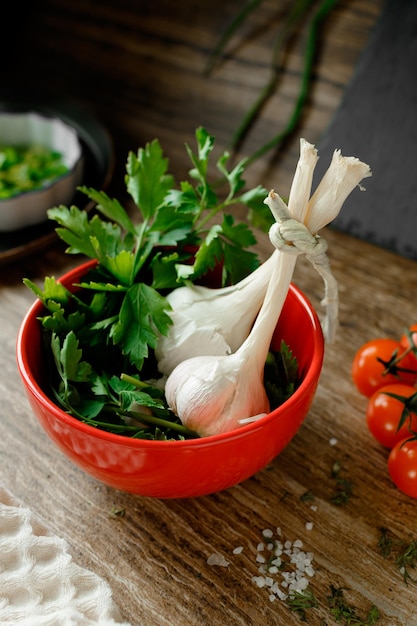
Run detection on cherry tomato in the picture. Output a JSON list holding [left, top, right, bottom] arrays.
[[399, 324, 417, 367], [352, 338, 417, 398], [388, 438, 417, 498], [366, 384, 417, 449]]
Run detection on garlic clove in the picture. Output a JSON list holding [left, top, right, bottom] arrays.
[[155, 253, 277, 375], [165, 354, 269, 437]]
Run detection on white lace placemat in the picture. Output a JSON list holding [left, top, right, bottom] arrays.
[[0, 487, 133, 626]]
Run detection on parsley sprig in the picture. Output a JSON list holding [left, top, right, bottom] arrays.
[[23, 128, 297, 440]]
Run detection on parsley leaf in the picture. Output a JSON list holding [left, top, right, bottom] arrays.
[[24, 128, 292, 440], [110, 283, 172, 369]]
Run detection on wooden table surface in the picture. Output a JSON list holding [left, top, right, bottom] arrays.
[[4, 1, 417, 625]]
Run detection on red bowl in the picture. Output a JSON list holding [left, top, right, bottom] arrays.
[[16, 261, 324, 498]]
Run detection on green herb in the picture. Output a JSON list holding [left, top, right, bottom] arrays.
[[205, 0, 340, 164], [286, 589, 318, 621], [110, 506, 126, 517], [396, 540, 417, 585], [264, 340, 299, 409], [330, 461, 353, 506], [377, 527, 393, 559], [300, 490, 316, 503], [327, 585, 380, 625], [377, 528, 417, 585], [0, 144, 68, 198], [24, 128, 297, 440]]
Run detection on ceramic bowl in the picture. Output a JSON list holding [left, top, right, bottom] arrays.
[[16, 261, 324, 498], [0, 111, 83, 231]]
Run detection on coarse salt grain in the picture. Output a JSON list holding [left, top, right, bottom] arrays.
[[235, 527, 316, 607], [207, 553, 230, 567], [329, 437, 338, 446]]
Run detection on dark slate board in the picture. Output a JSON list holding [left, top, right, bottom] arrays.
[[314, 0, 417, 259]]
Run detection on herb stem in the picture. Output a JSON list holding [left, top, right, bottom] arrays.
[[240, 0, 340, 166], [204, 0, 264, 76], [117, 408, 198, 437], [231, 0, 313, 154], [194, 199, 230, 232], [120, 373, 149, 389]]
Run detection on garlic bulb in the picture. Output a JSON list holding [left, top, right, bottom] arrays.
[[155, 252, 277, 375], [156, 139, 319, 376], [164, 138, 371, 437]]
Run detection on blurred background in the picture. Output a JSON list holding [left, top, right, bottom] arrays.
[[6, 0, 415, 258]]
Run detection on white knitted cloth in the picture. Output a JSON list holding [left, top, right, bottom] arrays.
[[0, 488, 132, 626]]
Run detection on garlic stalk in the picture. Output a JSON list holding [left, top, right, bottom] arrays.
[[156, 139, 319, 376], [164, 138, 371, 437], [155, 252, 277, 375]]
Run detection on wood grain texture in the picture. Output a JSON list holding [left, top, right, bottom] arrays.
[[4, 1, 417, 625]]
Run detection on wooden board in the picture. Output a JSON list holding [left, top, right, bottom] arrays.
[[315, 0, 417, 260]]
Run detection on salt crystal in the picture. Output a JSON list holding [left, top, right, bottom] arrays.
[[248, 527, 316, 606], [271, 582, 280, 594], [207, 553, 230, 567], [232, 546, 243, 555], [295, 577, 309, 591], [329, 437, 338, 446], [310, 505, 318, 512], [305, 566, 315, 577], [276, 588, 288, 601]]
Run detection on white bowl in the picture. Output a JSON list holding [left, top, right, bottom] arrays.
[[0, 111, 83, 232]]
